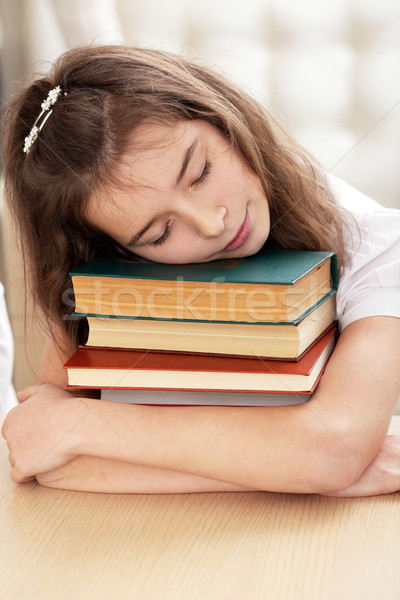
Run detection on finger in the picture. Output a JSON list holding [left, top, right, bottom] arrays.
[[10, 467, 35, 484], [8, 451, 15, 467], [1, 418, 7, 439], [18, 475, 36, 483], [16, 385, 42, 402]]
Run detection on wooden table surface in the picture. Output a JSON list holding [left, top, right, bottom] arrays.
[[1, 415, 400, 600]]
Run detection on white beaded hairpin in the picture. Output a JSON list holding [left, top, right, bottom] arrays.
[[23, 85, 66, 154]]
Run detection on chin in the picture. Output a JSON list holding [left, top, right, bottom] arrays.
[[239, 238, 268, 258]]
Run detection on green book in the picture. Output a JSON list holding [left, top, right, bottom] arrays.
[[70, 250, 338, 324]]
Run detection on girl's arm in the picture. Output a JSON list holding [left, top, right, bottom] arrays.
[[3, 316, 400, 494], [16, 329, 253, 492], [31, 435, 400, 496], [35, 457, 253, 493], [33, 436, 400, 496]]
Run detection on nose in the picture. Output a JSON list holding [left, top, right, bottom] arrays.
[[183, 204, 227, 238]]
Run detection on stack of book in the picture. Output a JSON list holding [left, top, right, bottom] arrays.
[[64, 249, 338, 406]]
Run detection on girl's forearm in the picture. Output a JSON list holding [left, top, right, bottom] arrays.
[[68, 318, 400, 494], [10, 317, 398, 494], [72, 400, 330, 493], [37, 435, 400, 497], [36, 456, 253, 494]]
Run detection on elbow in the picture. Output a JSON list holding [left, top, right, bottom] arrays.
[[312, 452, 364, 495], [305, 421, 381, 495]]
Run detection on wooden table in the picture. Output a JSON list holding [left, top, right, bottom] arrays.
[[1, 416, 400, 600]]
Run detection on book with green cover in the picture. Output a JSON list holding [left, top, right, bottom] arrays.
[[70, 250, 338, 324]]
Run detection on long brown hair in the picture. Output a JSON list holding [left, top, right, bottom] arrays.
[[1, 45, 349, 348]]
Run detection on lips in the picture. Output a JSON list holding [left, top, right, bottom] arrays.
[[223, 210, 251, 252]]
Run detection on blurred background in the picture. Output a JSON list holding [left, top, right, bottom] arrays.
[[0, 0, 399, 391]]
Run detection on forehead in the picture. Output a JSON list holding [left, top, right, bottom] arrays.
[[115, 119, 196, 188], [85, 120, 198, 234]]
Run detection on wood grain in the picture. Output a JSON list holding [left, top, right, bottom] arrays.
[[1, 416, 399, 600]]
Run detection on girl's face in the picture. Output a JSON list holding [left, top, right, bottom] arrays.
[[86, 120, 270, 264]]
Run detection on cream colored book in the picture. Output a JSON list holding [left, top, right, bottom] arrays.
[[85, 295, 336, 360]]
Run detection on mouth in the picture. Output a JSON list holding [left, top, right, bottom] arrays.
[[223, 210, 251, 252]]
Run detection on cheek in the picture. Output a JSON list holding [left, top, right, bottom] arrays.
[[227, 161, 258, 199], [138, 235, 210, 264], [154, 245, 205, 264], [213, 172, 244, 212]]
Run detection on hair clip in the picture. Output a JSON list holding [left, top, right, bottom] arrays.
[[23, 85, 64, 154]]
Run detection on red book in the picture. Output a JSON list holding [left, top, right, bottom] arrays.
[[64, 328, 336, 395]]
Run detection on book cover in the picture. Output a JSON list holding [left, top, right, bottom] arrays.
[[64, 328, 336, 394], [100, 389, 315, 407], [70, 250, 338, 323], [70, 250, 338, 285]]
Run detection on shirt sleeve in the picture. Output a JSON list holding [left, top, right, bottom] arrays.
[[327, 176, 400, 331], [0, 282, 18, 413]]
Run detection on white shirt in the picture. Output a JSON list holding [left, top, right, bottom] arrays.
[[328, 176, 400, 331], [0, 282, 17, 413]]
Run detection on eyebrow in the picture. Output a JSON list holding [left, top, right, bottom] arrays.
[[175, 138, 198, 186], [126, 137, 199, 246]]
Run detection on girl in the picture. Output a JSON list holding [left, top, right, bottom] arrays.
[[2, 45, 400, 496]]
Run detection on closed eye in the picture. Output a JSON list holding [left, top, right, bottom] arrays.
[[192, 161, 211, 188], [151, 219, 172, 246]]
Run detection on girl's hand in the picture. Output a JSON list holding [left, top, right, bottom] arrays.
[[325, 435, 400, 497], [1, 384, 95, 483]]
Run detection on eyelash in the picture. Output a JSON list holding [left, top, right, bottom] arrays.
[[192, 161, 211, 187], [152, 219, 172, 246], [151, 161, 211, 247]]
